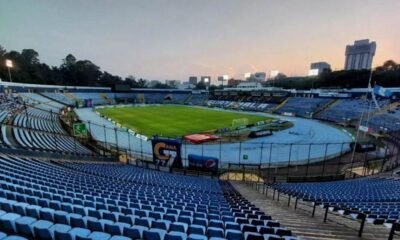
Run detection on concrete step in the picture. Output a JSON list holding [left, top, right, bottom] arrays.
[[231, 181, 393, 240]]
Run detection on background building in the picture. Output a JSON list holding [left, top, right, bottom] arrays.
[[177, 82, 194, 89], [244, 72, 266, 82], [227, 79, 243, 87], [309, 62, 331, 76], [188, 76, 197, 85], [236, 81, 263, 89], [344, 39, 376, 70], [165, 80, 181, 87], [252, 72, 266, 82]]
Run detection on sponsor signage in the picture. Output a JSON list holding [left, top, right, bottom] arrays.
[[152, 137, 182, 168], [248, 129, 273, 138], [188, 154, 218, 173], [73, 123, 87, 137], [282, 112, 295, 117]]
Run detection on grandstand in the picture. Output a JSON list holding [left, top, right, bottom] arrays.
[[41, 92, 76, 106], [275, 97, 333, 118], [317, 99, 390, 124], [0, 82, 399, 239], [364, 106, 400, 133], [0, 154, 298, 240]]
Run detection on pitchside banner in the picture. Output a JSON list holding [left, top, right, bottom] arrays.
[[188, 154, 219, 173], [151, 137, 182, 168]]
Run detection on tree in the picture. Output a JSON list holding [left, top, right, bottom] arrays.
[[99, 71, 123, 87], [152, 82, 172, 89], [382, 60, 398, 71], [62, 54, 77, 69], [21, 49, 39, 65], [73, 60, 102, 86], [208, 84, 223, 92], [137, 78, 147, 88], [195, 81, 207, 90], [124, 75, 140, 88], [275, 73, 287, 80], [0, 45, 6, 60]]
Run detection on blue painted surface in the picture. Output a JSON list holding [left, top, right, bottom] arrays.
[[76, 106, 353, 166]]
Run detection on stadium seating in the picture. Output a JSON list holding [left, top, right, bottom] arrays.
[[207, 99, 278, 112], [115, 93, 135, 102], [0, 154, 298, 240], [188, 94, 208, 105], [0, 94, 23, 113], [363, 106, 400, 132], [165, 93, 190, 104], [42, 92, 76, 105], [268, 177, 400, 225], [317, 99, 390, 123], [275, 97, 332, 117], [143, 93, 167, 104], [70, 92, 110, 106], [18, 93, 64, 112], [0, 92, 94, 155], [8, 104, 92, 155]]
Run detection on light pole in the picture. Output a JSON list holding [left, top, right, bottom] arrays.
[[5, 59, 13, 82], [218, 75, 229, 89]]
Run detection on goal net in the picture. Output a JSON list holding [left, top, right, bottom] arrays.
[[232, 118, 249, 128]]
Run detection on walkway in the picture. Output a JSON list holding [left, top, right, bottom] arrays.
[[231, 181, 394, 240]]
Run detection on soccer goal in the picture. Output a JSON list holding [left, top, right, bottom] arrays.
[[232, 118, 249, 128]]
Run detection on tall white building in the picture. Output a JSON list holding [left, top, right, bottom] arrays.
[[344, 39, 376, 70]]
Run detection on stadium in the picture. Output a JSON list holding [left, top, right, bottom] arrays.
[[0, 80, 398, 240]]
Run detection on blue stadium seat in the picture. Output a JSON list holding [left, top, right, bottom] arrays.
[[143, 228, 166, 240], [165, 231, 187, 240], [15, 216, 37, 237], [0, 213, 21, 233]]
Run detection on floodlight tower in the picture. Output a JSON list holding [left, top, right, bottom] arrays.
[[218, 75, 229, 89], [204, 77, 209, 90], [5, 59, 13, 82]]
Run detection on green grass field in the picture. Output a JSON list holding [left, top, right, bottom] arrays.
[[97, 105, 271, 137]]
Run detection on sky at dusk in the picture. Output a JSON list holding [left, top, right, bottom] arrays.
[[1, 0, 399, 83]]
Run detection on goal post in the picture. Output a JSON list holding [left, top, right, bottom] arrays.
[[232, 118, 249, 128]]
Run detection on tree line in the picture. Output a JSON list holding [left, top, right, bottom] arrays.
[[0, 45, 399, 90], [267, 60, 400, 90], [0, 45, 148, 88]]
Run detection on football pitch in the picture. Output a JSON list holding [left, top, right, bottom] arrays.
[[97, 105, 271, 137]]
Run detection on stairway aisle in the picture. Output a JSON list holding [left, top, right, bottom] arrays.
[[231, 182, 392, 240]]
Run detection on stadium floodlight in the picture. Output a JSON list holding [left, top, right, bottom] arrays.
[[5, 59, 13, 82], [5, 59, 13, 68], [204, 77, 209, 83], [218, 75, 229, 89], [270, 70, 279, 79], [308, 69, 319, 76]]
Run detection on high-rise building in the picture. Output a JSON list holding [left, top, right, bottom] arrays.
[[188, 76, 197, 85], [309, 62, 331, 76], [344, 39, 376, 70]]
